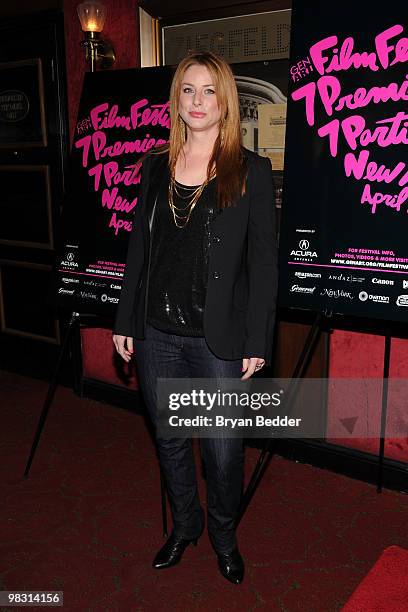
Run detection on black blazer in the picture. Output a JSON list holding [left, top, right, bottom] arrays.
[[113, 148, 278, 365]]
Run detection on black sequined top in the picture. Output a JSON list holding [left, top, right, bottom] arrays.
[[146, 177, 219, 336]]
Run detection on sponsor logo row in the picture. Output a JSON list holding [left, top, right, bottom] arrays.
[[290, 283, 408, 307], [294, 271, 408, 288], [62, 277, 121, 290], [58, 288, 119, 303], [59, 279, 122, 304]]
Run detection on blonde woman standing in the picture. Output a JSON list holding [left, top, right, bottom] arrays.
[[113, 51, 278, 584]]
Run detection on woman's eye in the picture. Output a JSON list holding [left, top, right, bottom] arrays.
[[183, 87, 194, 94], [205, 89, 215, 95]]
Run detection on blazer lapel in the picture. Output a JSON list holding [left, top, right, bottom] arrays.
[[145, 153, 169, 233]]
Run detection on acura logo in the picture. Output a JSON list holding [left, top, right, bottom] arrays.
[[299, 240, 309, 250]]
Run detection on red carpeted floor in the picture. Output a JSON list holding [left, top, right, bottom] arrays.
[[341, 545, 408, 611], [1, 370, 408, 611]]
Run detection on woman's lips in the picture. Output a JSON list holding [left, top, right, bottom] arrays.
[[189, 112, 206, 118]]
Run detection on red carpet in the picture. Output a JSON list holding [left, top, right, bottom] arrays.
[[1, 370, 408, 611], [341, 545, 408, 611]]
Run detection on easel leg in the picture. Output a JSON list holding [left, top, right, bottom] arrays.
[[23, 312, 80, 477], [71, 316, 84, 397], [236, 312, 324, 526], [377, 334, 391, 493], [160, 467, 168, 537]]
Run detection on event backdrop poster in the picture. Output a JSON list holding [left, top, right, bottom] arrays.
[[278, 0, 408, 322], [56, 66, 173, 314]]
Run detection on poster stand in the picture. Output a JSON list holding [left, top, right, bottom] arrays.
[[24, 311, 81, 478], [23, 312, 169, 536], [236, 311, 392, 526]]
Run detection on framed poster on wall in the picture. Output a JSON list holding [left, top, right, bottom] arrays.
[[0, 58, 47, 148], [232, 59, 289, 227]]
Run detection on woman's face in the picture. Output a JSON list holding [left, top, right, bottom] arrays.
[[178, 64, 222, 135]]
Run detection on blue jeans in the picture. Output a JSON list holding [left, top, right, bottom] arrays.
[[134, 323, 244, 554]]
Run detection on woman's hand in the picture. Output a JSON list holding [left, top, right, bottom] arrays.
[[241, 357, 265, 380], [113, 334, 134, 363]]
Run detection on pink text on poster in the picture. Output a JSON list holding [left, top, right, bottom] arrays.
[[74, 99, 170, 235], [290, 24, 408, 215]]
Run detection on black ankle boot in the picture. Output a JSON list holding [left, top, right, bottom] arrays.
[[217, 548, 244, 584], [152, 533, 199, 569]]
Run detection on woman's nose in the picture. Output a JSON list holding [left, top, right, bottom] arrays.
[[193, 92, 202, 106]]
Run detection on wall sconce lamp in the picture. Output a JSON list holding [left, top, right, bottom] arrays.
[[77, 2, 115, 72]]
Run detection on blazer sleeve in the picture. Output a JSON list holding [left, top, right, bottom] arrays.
[[112, 154, 151, 337], [243, 155, 279, 365]]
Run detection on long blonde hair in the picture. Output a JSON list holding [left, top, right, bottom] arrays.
[[161, 51, 246, 208]]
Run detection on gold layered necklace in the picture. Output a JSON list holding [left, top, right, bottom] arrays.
[[168, 171, 216, 229]]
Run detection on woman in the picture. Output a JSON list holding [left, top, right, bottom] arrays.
[[113, 51, 278, 584]]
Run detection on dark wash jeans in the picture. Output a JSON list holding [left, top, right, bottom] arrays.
[[134, 322, 244, 554]]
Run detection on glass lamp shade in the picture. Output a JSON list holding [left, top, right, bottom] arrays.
[[77, 2, 107, 33]]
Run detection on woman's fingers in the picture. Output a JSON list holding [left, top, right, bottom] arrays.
[[241, 357, 256, 380], [113, 334, 133, 362], [126, 336, 134, 354], [241, 357, 265, 380]]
